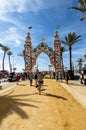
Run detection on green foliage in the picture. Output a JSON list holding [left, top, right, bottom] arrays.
[[69, 0, 86, 21], [61, 32, 81, 47], [61, 32, 81, 70]]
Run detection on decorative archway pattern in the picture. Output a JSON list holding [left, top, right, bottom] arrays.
[[24, 31, 62, 72]]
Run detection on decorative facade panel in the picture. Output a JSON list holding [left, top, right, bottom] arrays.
[[24, 31, 62, 72]]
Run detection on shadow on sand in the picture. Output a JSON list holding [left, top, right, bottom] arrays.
[[59, 80, 82, 87], [0, 92, 40, 124], [41, 92, 67, 100]]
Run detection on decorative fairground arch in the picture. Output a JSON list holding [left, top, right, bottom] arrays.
[[24, 31, 62, 72]]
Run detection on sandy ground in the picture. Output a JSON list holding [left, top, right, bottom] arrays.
[[0, 79, 86, 130]]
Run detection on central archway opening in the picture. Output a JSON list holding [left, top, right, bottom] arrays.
[[33, 52, 54, 72]]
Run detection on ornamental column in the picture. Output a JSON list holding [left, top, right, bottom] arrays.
[[24, 32, 32, 72], [53, 31, 62, 72]]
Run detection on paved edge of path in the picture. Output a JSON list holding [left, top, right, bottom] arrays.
[[58, 81, 86, 109], [0, 85, 17, 95]]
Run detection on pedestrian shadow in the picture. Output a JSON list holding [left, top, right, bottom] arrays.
[[9, 93, 39, 97], [0, 93, 39, 124], [16, 84, 26, 86], [32, 85, 36, 87], [44, 93, 67, 100], [41, 88, 46, 91], [60, 80, 83, 87], [42, 84, 48, 87]]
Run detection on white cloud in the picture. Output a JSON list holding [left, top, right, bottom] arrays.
[[0, 0, 26, 14], [0, 14, 26, 31], [72, 48, 85, 56], [34, 52, 53, 71], [0, 0, 74, 14], [0, 0, 76, 31], [63, 47, 85, 69], [15, 39, 21, 46], [0, 0, 84, 72], [0, 50, 3, 54], [0, 27, 24, 46], [0, 0, 41, 14], [64, 48, 84, 56], [0, 54, 24, 72]]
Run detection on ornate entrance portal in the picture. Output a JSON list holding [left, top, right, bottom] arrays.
[[24, 31, 62, 72]]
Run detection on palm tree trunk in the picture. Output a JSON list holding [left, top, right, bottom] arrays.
[[2, 52, 6, 71], [69, 46, 75, 80], [8, 56, 12, 72], [62, 57, 64, 78], [69, 46, 72, 71]]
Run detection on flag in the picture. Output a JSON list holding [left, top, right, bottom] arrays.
[[28, 26, 32, 29]]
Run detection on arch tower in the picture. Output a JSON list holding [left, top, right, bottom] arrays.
[[24, 31, 62, 72]]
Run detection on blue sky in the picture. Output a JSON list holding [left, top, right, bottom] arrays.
[[0, 0, 86, 72]]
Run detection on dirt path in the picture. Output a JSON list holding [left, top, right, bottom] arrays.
[[0, 79, 86, 130]]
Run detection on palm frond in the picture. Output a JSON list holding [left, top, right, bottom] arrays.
[[18, 52, 24, 57], [69, 0, 86, 21], [80, 16, 86, 20], [70, 6, 85, 12], [7, 51, 13, 55], [0, 43, 4, 48]]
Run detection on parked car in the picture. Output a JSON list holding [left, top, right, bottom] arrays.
[[8, 72, 16, 82]]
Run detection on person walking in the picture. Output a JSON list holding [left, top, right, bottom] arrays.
[[29, 72, 33, 86], [53, 72, 55, 79], [34, 70, 39, 86], [84, 73, 86, 85], [56, 72, 58, 81], [65, 71, 69, 84], [37, 72, 43, 95], [80, 70, 84, 84], [16, 74, 20, 85]]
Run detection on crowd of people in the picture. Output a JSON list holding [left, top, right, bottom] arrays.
[[0, 69, 86, 92], [80, 70, 86, 85], [28, 70, 44, 95], [17, 70, 44, 95], [15, 70, 86, 94]]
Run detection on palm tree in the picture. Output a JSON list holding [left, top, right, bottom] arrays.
[[18, 50, 24, 57], [18, 53, 24, 57], [7, 51, 13, 72], [61, 32, 81, 71], [18, 50, 25, 71], [18, 50, 25, 63], [60, 46, 67, 69], [69, 0, 86, 21], [0, 43, 4, 48], [76, 58, 84, 71], [1, 45, 10, 71], [60, 46, 67, 78]]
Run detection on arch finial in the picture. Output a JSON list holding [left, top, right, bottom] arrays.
[[42, 37, 46, 42]]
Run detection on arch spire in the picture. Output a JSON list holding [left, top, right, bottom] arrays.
[[24, 27, 62, 73]]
